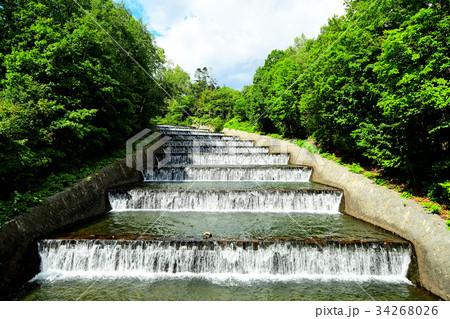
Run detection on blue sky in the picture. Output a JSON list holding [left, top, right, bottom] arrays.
[[120, 0, 346, 90]]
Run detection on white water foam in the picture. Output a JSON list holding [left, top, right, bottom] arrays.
[[162, 146, 269, 154], [159, 130, 225, 136], [156, 125, 209, 132], [165, 140, 254, 147], [143, 166, 312, 182], [161, 135, 238, 140], [156, 153, 290, 165], [35, 240, 411, 284], [108, 189, 342, 213]]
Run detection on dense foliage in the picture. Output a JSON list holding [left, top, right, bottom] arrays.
[[158, 66, 243, 132], [0, 0, 165, 225], [161, 0, 449, 206]]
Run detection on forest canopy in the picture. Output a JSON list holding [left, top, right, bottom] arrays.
[[0, 0, 166, 224]]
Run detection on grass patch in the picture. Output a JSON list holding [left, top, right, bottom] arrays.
[[223, 118, 259, 133], [0, 149, 126, 228]]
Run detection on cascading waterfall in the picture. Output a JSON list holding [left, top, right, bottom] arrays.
[[143, 166, 312, 182], [36, 240, 411, 282], [161, 146, 269, 154], [165, 140, 254, 147], [160, 134, 238, 140], [159, 130, 225, 137], [156, 153, 290, 165], [25, 125, 423, 301], [156, 125, 209, 132], [108, 189, 342, 213]]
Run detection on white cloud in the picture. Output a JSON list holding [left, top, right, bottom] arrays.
[[133, 0, 346, 89]]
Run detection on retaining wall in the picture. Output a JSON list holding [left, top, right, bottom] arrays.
[[223, 128, 450, 300], [0, 160, 142, 299]]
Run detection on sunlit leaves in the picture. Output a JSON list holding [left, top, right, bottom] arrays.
[[0, 0, 165, 202]]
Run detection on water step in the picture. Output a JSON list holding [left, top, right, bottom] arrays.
[[156, 125, 209, 132], [137, 181, 333, 191], [143, 166, 312, 182], [108, 189, 342, 213], [155, 153, 290, 165], [160, 146, 269, 154], [50, 235, 409, 245], [160, 134, 238, 140], [50, 209, 404, 243], [23, 124, 432, 300], [36, 239, 411, 281], [164, 139, 254, 147], [159, 130, 225, 137]]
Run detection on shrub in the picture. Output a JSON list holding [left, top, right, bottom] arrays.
[[210, 117, 225, 132], [401, 191, 413, 199], [224, 118, 259, 133], [428, 181, 450, 206], [349, 163, 364, 174]]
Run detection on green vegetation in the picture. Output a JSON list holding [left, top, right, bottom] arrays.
[[157, 66, 244, 132], [0, 149, 125, 226], [0, 0, 165, 226], [421, 203, 441, 214]]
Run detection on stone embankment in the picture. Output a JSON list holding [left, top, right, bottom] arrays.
[[0, 160, 141, 298]]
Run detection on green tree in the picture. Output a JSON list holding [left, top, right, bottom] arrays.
[[0, 0, 165, 218], [357, 3, 450, 181]]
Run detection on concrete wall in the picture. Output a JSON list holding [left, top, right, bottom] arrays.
[[0, 160, 142, 299], [224, 128, 450, 300]]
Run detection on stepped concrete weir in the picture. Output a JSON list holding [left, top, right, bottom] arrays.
[[155, 153, 290, 165], [4, 124, 443, 300], [161, 146, 270, 154], [36, 239, 412, 282], [108, 188, 342, 213], [143, 166, 312, 182]]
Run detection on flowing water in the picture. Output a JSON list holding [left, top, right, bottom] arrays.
[[108, 189, 342, 213], [155, 153, 290, 165], [143, 166, 312, 182], [35, 240, 411, 280], [164, 140, 255, 147], [15, 125, 438, 300], [159, 134, 239, 140], [162, 146, 270, 153]]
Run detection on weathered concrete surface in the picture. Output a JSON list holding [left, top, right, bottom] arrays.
[[224, 128, 450, 300], [0, 160, 142, 299]]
